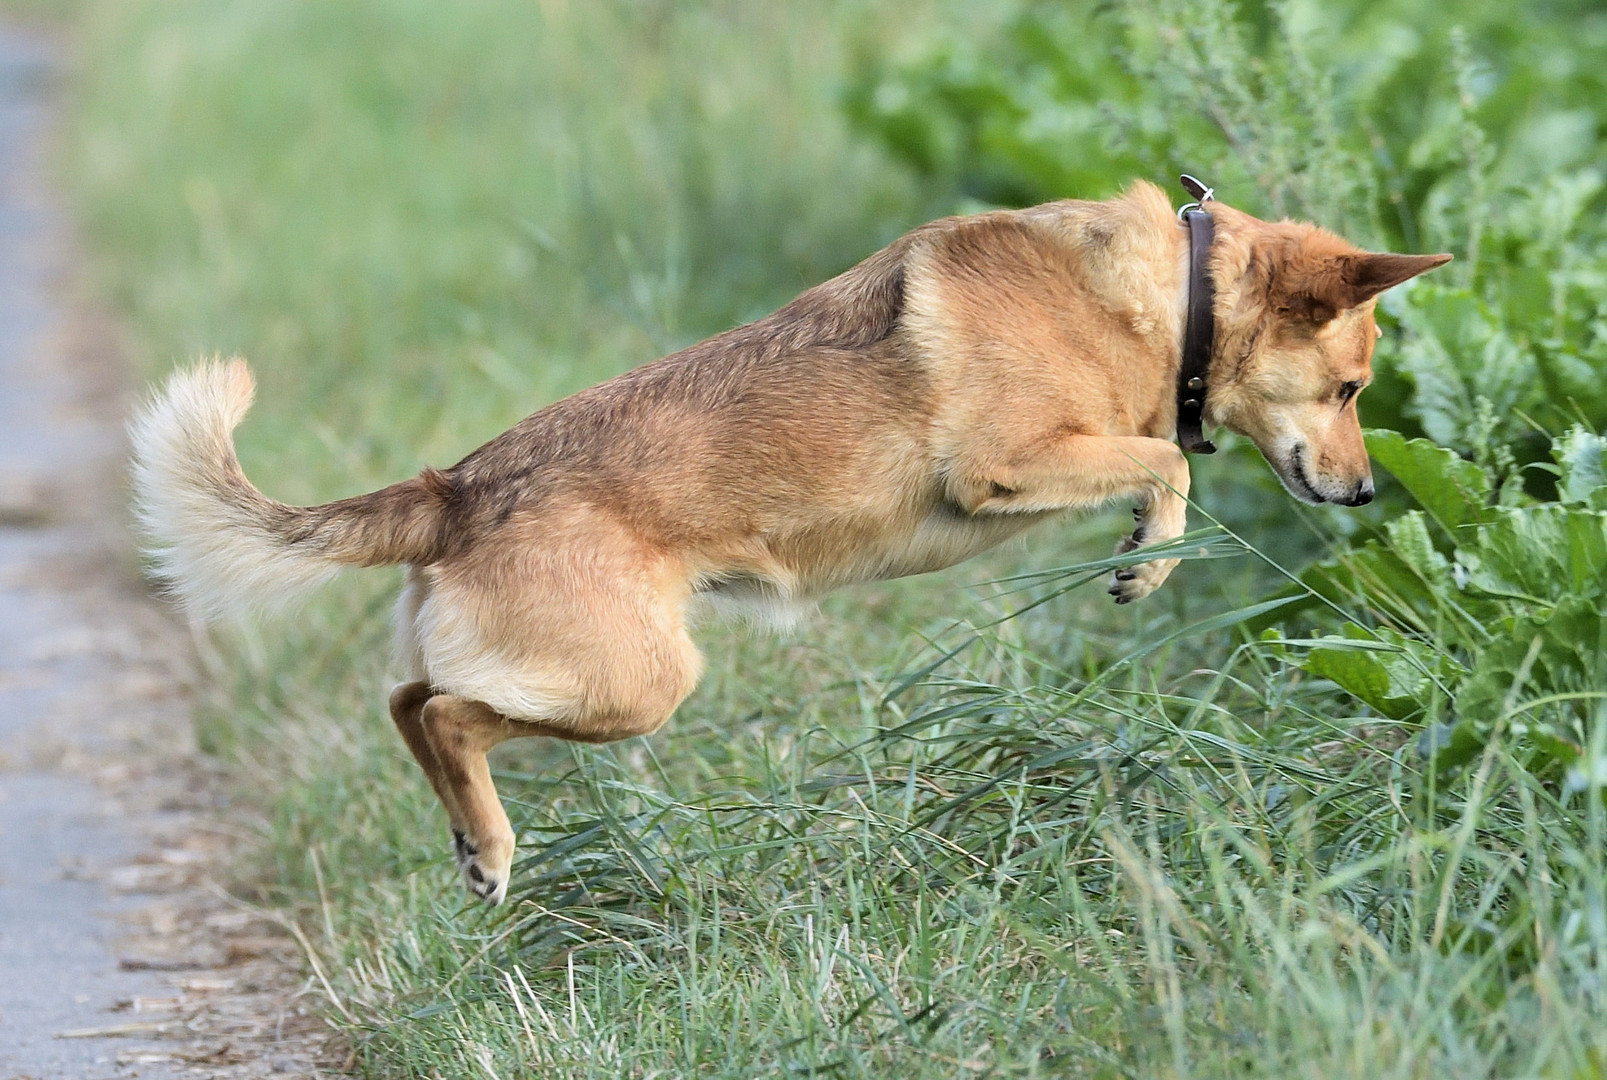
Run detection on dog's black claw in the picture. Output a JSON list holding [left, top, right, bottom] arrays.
[[1114, 595, 1132, 605], [1131, 527, 1147, 542], [1115, 571, 1137, 581], [1133, 507, 1143, 519]]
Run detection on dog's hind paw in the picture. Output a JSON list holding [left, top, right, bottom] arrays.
[[451, 827, 511, 905], [462, 856, 508, 906]]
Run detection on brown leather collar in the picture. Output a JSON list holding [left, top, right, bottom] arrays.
[[1176, 174, 1217, 455]]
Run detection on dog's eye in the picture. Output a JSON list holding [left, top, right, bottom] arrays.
[[1339, 380, 1363, 403]]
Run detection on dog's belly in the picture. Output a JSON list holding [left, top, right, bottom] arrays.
[[691, 503, 1050, 627], [861, 502, 1048, 582]]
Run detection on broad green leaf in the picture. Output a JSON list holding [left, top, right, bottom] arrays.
[[1301, 624, 1460, 721], [1298, 537, 1496, 641], [1364, 429, 1492, 534], [1467, 507, 1607, 604], [1456, 598, 1607, 771], [1552, 426, 1607, 510], [1390, 331, 1471, 449], [1535, 344, 1607, 424], [1387, 286, 1537, 449], [1417, 720, 1486, 771], [1383, 511, 1452, 588]]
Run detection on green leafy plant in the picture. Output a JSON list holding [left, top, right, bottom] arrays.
[[1286, 428, 1607, 774]]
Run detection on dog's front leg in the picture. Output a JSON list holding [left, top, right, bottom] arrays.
[[948, 433, 1190, 603]]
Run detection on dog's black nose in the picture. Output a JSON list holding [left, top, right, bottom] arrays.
[[1352, 478, 1374, 506]]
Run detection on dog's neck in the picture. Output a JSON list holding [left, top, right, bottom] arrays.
[[1162, 198, 1262, 448]]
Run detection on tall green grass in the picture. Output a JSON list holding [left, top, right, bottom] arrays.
[[69, 1, 1607, 1077]]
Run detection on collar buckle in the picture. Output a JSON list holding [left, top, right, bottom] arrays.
[[1177, 173, 1215, 221]]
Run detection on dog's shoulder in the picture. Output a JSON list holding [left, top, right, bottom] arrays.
[[1038, 180, 1183, 336], [901, 181, 1183, 357]]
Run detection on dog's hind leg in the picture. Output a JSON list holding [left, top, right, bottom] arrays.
[[415, 694, 524, 904], [415, 691, 674, 906], [388, 680, 477, 865], [416, 679, 693, 905], [413, 513, 704, 903], [389, 569, 485, 865]]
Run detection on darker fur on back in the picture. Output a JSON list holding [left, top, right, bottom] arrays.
[[435, 234, 922, 554]]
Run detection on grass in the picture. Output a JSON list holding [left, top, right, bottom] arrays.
[[66, 2, 1607, 1077]]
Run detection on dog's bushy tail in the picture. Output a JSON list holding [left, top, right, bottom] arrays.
[[130, 358, 451, 619]]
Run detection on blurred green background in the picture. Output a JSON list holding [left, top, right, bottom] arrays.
[[41, 0, 1607, 1076]]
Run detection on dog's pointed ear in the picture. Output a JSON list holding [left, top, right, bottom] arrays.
[[1280, 251, 1453, 324], [1341, 251, 1454, 303]]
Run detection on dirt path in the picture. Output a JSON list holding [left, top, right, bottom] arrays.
[[0, 25, 343, 1080]]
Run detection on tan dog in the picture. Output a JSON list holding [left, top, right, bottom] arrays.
[[130, 181, 1449, 903]]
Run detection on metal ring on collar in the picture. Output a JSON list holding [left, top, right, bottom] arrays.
[[1177, 174, 1215, 219]]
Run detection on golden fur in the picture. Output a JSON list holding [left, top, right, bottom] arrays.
[[130, 181, 1449, 902]]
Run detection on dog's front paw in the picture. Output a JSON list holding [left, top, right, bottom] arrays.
[[452, 827, 512, 906], [1108, 521, 1180, 604], [451, 827, 474, 869]]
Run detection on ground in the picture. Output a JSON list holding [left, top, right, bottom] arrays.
[[0, 23, 338, 1080]]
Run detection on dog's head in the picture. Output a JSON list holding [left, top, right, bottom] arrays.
[[1205, 208, 1451, 505]]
